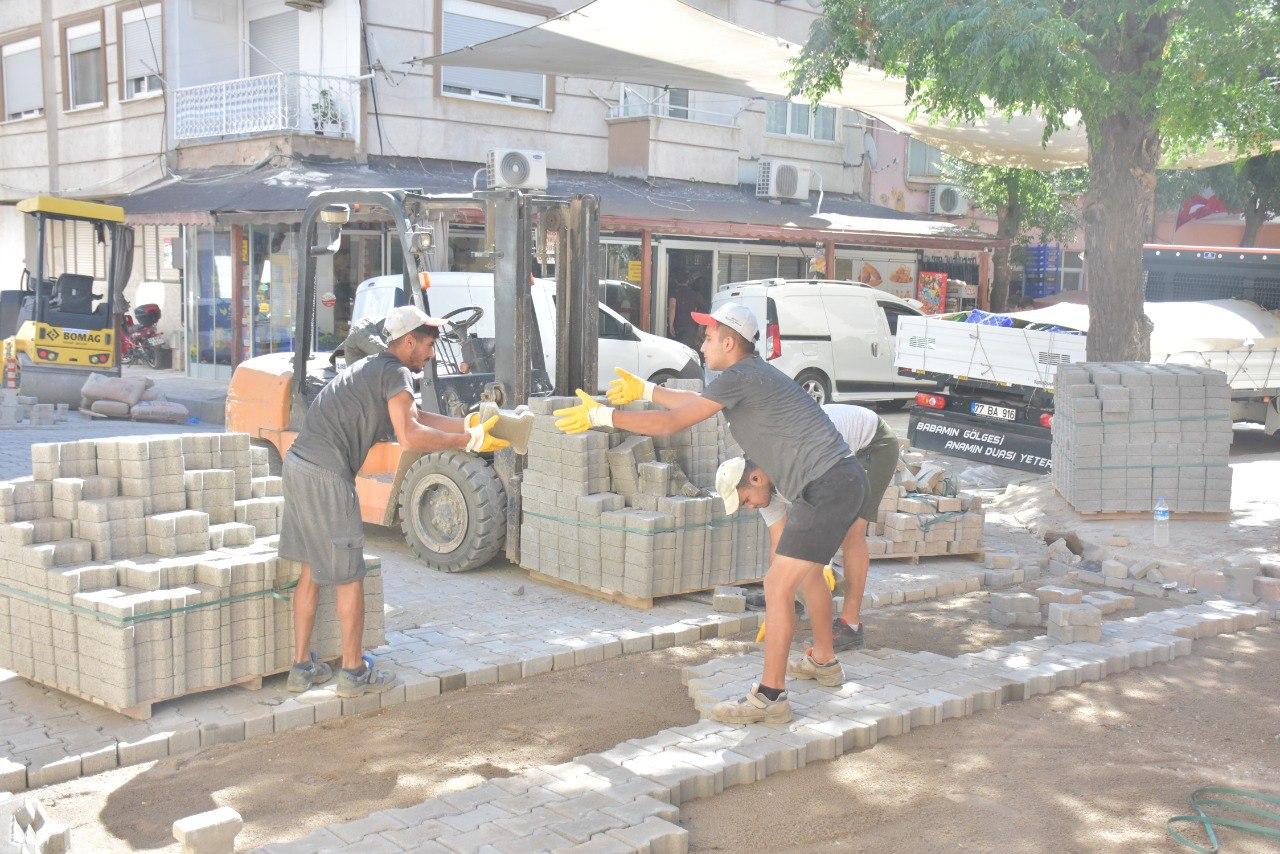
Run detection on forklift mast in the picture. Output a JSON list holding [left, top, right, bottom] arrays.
[[290, 188, 599, 421]]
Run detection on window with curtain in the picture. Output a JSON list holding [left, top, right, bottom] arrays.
[[65, 20, 104, 109], [441, 0, 546, 107], [907, 138, 946, 179], [121, 4, 162, 98], [764, 100, 837, 142], [2, 37, 43, 120]]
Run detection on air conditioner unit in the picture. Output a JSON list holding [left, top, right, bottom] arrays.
[[928, 184, 968, 216], [755, 159, 811, 202], [284, 0, 325, 10], [486, 149, 548, 191]]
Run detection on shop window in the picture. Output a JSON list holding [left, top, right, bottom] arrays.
[[441, 0, 546, 107], [189, 228, 234, 368]]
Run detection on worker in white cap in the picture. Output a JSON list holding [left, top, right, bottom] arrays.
[[554, 302, 868, 725], [281, 304, 508, 699]]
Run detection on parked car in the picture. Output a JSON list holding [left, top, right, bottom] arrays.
[[351, 273, 702, 391], [713, 278, 935, 404]]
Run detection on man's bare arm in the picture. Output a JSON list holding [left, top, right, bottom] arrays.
[[388, 392, 468, 452], [610, 394, 723, 437], [767, 518, 784, 564], [414, 408, 465, 434], [649, 385, 704, 410]]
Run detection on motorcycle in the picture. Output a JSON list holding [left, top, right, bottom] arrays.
[[119, 300, 165, 368]]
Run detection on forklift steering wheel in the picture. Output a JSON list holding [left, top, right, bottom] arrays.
[[440, 306, 484, 343]]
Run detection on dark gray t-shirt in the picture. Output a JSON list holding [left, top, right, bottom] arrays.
[[704, 355, 850, 501], [289, 352, 415, 479]]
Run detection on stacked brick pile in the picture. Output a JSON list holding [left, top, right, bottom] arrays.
[[866, 445, 985, 560], [0, 390, 67, 427], [0, 434, 384, 716], [1052, 363, 1233, 513], [519, 392, 768, 602]]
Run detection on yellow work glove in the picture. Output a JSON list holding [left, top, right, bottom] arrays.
[[606, 368, 655, 406], [463, 412, 480, 430], [465, 415, 510, 453], [553, 390, 614, 434], [823, 565, 836, 592]]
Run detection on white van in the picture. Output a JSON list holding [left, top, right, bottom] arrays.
[[714, 278, 934, 404], [352, 273, 702, 391]]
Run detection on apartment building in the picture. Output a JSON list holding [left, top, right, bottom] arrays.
[[0, 0, 993, 379]]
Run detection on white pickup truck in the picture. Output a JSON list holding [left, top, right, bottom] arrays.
[[895, 299, 1280, 472]]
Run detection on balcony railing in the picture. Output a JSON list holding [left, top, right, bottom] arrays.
[[608, 84, 738, 127], [173, 72, 360, 142]]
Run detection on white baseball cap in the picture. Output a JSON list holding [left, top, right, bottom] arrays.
[[715, 456, 747, 515], [385, 305, 446, 342], [691, 302, 759, 342]]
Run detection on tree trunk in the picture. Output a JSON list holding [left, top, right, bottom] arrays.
[[988, 177, 1021, 313], [1083, 110, 1160, 362], [1241, 195, 1265, 247]]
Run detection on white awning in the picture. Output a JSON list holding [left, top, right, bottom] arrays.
[[411, 0, 1268, 170]]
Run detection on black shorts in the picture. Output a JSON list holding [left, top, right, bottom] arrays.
[[775, 457, 868, 565]]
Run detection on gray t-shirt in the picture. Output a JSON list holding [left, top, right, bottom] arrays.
[[289, 352, 415, 479], [703, 354, 850, 501]]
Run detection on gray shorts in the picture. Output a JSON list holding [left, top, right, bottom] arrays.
[[776, 457, 868, 565], [278, 452, 368, 586], [854, 418, 900, 523]]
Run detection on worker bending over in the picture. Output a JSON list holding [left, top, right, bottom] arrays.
[[718, 403, 899, 651], [281, 305, 507, 697], [554, 303, 867, 724]]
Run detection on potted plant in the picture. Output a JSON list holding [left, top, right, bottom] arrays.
[[310, 88, 341, 136]]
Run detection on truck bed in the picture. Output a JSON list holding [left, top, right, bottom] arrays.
[[894, 315, 1086, 391]]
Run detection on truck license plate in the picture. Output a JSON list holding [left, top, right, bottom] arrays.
[[971, 402, 1017, 421]]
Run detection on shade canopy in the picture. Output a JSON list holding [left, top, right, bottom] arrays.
[[412, 0, 1268, 170]]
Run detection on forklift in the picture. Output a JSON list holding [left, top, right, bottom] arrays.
[[226, 188, 600, 573], [1, 196, 134, 405]]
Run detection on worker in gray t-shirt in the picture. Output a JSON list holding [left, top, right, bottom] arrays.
[[280, 305, 509, 701], [552, 302, 868, 726]]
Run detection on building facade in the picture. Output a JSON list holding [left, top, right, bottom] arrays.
[[1, 0, 995, 380]]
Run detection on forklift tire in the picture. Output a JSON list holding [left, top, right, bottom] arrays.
[[250, 439, 282, 476], [398, 451, 506, 573]]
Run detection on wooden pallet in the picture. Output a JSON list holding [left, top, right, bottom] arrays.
[[1075, 510, 1230, 522], [36, 666, 288, 721], [526, 569, 767, 610], [870, 550, 986, 566]]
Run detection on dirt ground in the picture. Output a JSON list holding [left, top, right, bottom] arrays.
[[684, 624, 1280, 853], [36, 577, 1200, 852]]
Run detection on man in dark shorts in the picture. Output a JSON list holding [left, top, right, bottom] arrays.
[[281, 305, 508, 698], [553, 302, 867, 724], [718, 403, 899, 652]]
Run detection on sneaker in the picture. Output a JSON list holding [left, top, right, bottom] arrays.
[[786, 648, 845, 687], [710, 686, 792, 724], [335, 654, 397, 698], [832, 618, 865, 652], [286, 653, 333, 693]]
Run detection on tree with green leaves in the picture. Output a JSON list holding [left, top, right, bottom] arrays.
[[1158, 153, 1280, 247], [794, 0, 1280, 360], [942, 160, 1086, 311]]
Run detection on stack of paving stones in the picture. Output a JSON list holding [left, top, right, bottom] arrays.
[[1, 792, 70, 854], [989, 592, 1042, 627], [1046, 603, 1103, 643], [0, 391, 68, 428], [0, 434, 384, 717], [1052, 363, 1233, 513], [866, 445, 985, 560], [520, 390, 768, 602]]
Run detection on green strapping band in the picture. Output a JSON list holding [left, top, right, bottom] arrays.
[[0, 579, 299, 627], [1167, 786, 1280, 852]]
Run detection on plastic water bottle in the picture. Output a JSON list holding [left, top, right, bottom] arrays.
[[1153, 498, 1170, 547]]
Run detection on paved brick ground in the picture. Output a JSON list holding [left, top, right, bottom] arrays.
[[261, 600, 1269, 853]]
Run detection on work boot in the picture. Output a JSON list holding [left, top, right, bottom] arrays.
[[710, 685, 792, 725], [832, 618, 865, 652], [286, 652, 333, 693], [786, 648, 845, 687], [336, 654, 397, 698]]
